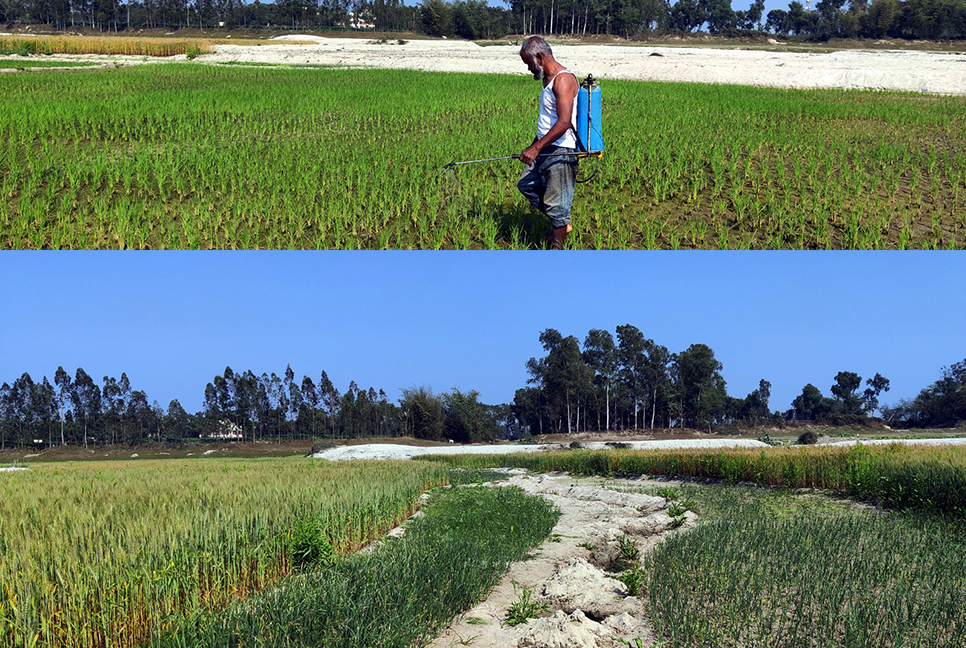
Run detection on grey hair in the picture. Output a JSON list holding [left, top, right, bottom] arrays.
[[519, 36, 552, 59]]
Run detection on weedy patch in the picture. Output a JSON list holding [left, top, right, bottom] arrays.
[[503, 581, 551, 627]]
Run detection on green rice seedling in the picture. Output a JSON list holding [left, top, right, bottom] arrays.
[[2, 66, 965, 249]]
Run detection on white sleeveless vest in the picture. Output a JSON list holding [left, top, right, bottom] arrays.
[[537, 69, 578, 148]]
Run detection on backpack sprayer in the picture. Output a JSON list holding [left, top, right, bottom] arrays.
[[443, 74, 605, 182]]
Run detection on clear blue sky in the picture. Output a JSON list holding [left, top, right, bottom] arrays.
[[2, 252, 963, 418]]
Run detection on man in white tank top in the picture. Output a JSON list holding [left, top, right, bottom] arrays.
[[517, 36, 579, 250]]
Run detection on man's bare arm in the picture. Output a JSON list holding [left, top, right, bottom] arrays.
[[520, 73, 578, 165]]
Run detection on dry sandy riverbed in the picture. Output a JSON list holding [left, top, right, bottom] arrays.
[[202, 36, 966, 95], [5, 34, 966, 95]]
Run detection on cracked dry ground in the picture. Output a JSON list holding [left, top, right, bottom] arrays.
[[426, 470, 697, 648]]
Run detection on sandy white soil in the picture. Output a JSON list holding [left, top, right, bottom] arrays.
[[816, 436, 966, 447], [313, 438, 768, 461], [415, 470, 691, 648], [196, 35, 966, 95], [5, 35, 964, 94]]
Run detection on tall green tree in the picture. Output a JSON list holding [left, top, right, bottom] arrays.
[[674, 343, 727, 430], [442, 388, 494, 443], [54, 366, 72, 447], [862, 373, 890, 416], [71, 368, 100, 448], [400, 386, 444, 441], [583, 329, 617, 431], [527, 329, 590, 433], [830, 371, 864, 415], [420, 0, 452, 35]]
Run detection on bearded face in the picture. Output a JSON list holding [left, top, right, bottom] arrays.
[[520, 53, 545, 81]]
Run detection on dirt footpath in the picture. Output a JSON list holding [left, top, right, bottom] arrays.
[[422, 470, 694, 648]]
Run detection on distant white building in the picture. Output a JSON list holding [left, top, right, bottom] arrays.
[[204, 420, 243, 440], [342, 11, 375, 29]]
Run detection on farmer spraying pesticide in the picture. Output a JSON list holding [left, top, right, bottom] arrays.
[[516, 37, 581, 249], [444, 37, 603, 249]]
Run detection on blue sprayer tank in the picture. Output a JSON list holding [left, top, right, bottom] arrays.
[[576, 74, 604, 154]]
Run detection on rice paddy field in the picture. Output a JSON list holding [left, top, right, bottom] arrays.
[[2, 63, 965, 249]]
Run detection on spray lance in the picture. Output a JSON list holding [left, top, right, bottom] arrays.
[[443, 74, 605, 182]]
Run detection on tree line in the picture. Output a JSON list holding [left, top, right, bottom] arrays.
[[511, 325, 949, 435], [513, 326, 772, 435], [1, 344, 963, 449], [0, 365, 511, 449], [3, 0, 965, 41]]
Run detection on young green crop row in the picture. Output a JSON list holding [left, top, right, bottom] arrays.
[[1, 64, 964, 249], [156, 482, 560, 648], [427, 442, 966, 516], [614, 481, 966, 648], [0, 458, 447, 648]]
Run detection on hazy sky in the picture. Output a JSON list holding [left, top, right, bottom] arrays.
[[2, 252, 963, 417]]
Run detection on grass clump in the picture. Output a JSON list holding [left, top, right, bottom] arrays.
[[157, 485, 560, 647], [288, 515, 336, 569], [503, 581, 551, 627]]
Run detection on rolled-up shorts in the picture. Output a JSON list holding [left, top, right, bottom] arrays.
[[517, 146, 578, 229]]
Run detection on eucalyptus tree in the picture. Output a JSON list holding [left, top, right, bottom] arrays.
[[35, 377, 57, 448], [285, 365, 302, 436], [830, 371, 864, 416], [54, 366, 72, 446], [166, 399, 192, 439], [583, 329, 617, 431], [71, 368, 101, 448], [0, 383, 12, 449], [527, 329, 590, 434], [2, 374, 34, 446], [319, 370, 340, 438], [673, 343, 727, 430], [512, 386, 545, 436], [300, 376, 319, 437], [615, 325, 646, 430], [127, 390, 152, 442], [101, 373, 131, 445], [862, 373, 890, 416], [641, 340, 671, 429]]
